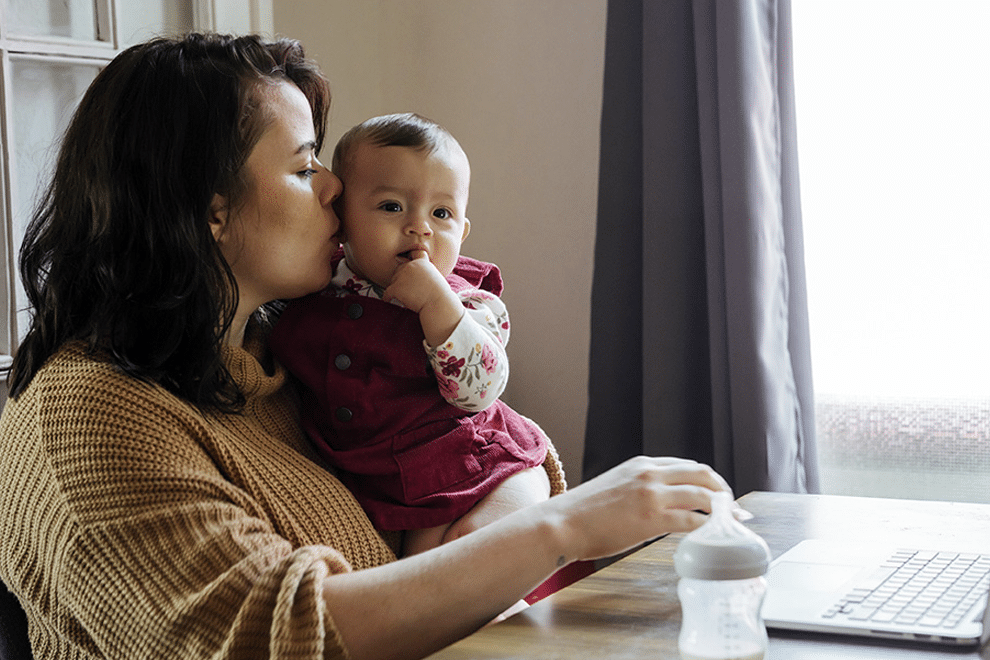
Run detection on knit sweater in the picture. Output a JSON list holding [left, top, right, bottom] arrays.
[[0, 325, 567, 659]]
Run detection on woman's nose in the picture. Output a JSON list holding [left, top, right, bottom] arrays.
[[321, 168, 343, 207]]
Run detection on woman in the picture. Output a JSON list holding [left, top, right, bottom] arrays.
[[0, 33, 732, 660]]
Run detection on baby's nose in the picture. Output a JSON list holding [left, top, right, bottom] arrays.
[[405, 214, 432, 234]]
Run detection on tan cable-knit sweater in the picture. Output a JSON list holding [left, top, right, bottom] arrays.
[[0, 326, 567, 659]]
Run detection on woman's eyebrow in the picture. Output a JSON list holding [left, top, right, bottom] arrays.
[[295, 140, 318, 155]]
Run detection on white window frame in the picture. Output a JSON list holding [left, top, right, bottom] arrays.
[[0, 0, 272, 383]]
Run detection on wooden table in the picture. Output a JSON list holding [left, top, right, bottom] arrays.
[[426, 492, 990, 660]]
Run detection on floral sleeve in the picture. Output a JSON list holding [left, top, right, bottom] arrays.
[[424, 288, 510, 411]]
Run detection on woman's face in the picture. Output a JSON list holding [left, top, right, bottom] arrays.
[[212, 80, 342, 317]]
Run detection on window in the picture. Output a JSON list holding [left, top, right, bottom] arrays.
[[792, 0, 990, 503], [0, 0, 271, 400]]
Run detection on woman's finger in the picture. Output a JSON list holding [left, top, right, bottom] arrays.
[[655, 507, 713, 534], [653, 483, 719, 514], [656, 461, 731, 494], [626, 456, 731, 494]]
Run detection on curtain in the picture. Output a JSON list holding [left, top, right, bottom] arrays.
[[583, 0, 819, 495]]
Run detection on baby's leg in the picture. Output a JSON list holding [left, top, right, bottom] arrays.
[[405, 467, 549, 554], [441, 466, 551, 545], [402, 523, 450, 556], [408, 468, 550, 620]]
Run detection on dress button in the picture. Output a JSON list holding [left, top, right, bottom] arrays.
[[347, 303, 364, 319], [335, 407, 353, 422], [334, 354, 351, 370]]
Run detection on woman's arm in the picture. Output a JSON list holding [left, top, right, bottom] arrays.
[[323, 456, 731, 660]]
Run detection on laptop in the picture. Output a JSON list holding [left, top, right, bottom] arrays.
[[761, 539, 990, 646]]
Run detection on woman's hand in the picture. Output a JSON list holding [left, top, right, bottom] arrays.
[[322, 455, 730, 660], [546, 456, 732, 564]]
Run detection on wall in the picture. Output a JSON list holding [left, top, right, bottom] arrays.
[[272, 1, 607, 481]]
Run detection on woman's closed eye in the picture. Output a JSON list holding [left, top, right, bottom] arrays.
[[297, 168, 318, 179]]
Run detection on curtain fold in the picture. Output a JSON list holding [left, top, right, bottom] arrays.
[[583, 0, 819, 495]]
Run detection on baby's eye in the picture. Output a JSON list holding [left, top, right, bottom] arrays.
[[379, 202, 402, 213], [433, 208, 451, 220]]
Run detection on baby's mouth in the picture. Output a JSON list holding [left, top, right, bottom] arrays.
[[397, 248, 426, 262]]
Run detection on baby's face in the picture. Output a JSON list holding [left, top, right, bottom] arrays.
[[338, 142, 471, 287]]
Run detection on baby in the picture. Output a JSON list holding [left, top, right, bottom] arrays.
[[270, 113, 552, 556]]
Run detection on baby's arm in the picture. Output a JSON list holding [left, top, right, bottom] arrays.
[[425, 288, 509, 410], [385, 251, 510, 411]]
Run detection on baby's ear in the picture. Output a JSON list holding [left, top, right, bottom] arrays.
[[209, 193, 229, 242], [461, 218, 471, 243]]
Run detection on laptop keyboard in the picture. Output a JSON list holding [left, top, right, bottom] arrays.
[[823, 549, 990, 628]]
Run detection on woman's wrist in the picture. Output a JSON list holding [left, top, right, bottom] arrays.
[[525, 493, 578, 570]]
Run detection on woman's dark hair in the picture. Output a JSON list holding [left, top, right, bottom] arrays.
[[6, 33, 330, 411]]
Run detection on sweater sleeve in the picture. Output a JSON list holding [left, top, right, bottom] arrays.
[[424, 288, 510, 411], [33, 359, 354, 660]]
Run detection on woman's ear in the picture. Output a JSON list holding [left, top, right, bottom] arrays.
[[209, 193, 229, 242]]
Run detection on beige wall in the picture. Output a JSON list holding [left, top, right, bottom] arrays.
[[273, 1, 607, 481]]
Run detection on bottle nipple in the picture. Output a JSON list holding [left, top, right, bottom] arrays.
[[674, 491, 770, 580]]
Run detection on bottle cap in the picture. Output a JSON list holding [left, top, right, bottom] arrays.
[[673, 491, 771, 580]]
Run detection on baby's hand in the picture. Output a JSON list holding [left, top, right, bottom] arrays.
[[384, 250, 465, 347], [383, 250, 448, 313]]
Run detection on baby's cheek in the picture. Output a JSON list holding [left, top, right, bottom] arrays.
[[434, 248, 460, 277]]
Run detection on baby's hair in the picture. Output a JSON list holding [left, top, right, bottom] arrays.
[[332, 112, 460, 179]]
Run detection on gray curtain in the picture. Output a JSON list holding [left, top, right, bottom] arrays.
[[583, 0, 819, 495]]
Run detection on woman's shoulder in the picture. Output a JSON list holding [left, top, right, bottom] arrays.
[[0, 343, 217, 520], [34, 342, 164, 400], [40, 340, 123, 372], [17, 342, 200, 437]]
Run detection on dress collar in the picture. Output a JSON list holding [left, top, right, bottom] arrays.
[[331, 260, 388, 301]]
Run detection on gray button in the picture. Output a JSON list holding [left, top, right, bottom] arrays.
[[335, 407, 353, 422], [334, 354, 351, 370], [346, 303, 363, 319]]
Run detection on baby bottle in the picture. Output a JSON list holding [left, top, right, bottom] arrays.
[[673, 491, 772, 660]]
